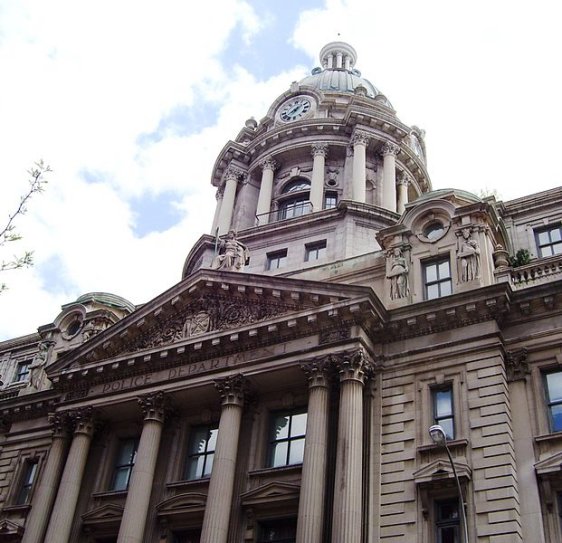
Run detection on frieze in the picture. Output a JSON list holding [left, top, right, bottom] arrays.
[[125, 295, 300, 354]]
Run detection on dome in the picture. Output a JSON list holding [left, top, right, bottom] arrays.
[[299, 41, 392, 107], [75, 292, 136, 313]]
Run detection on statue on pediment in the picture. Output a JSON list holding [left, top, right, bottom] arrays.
[[213, 230, 249, 272], [457, 227, 481, 282]]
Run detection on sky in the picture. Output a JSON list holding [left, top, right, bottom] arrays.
[[1, 0, 561, 340]]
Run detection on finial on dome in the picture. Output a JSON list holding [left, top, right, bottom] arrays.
[[319, 41, 357, 71]]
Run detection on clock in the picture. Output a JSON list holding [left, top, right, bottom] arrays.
[[279, 97, 312, 122]]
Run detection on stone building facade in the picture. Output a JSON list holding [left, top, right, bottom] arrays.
[[1, 41, 561, 543]]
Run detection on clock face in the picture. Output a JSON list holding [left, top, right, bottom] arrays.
[[279, 97, 312, 122]]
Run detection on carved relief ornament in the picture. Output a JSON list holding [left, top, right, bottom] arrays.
[[506, 348, 529, 382], [138, 391, 169, 422], [351, 131, 370, 147], [381, 141, 400, 157], [311, 143, 328, 158], [215, 374, 247, 406], [259, 157, 278, 172]]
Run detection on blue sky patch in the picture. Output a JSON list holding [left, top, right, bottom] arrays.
[[38, 255, 77, 295], [130, 191, 183, 237]]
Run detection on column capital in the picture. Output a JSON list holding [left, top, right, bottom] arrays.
[[215, 188, 224, 200], [67, 407, 96, 437], [259, 157, 278, 172], [351, 130, 370, 146], [224, 165, 247, 183], [506, 348, 530, 382], [215, 374, 247, 407], [138, 391, 169, 423], [381, 141, 400, 157], [48, 412, 72, 438], [301, 358, 331, 389], [311, 142, 328, 158], [397, 170, 411, 186], [335, 349, 374, 385]]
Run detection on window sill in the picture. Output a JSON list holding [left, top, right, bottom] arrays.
[[249, 464, 302, 478], [91, 489, 128, 499], [2, 503, 31, 513], [417, 438, 469, 454], [535, 432, 562, 444], [167, 477, 210, 490]]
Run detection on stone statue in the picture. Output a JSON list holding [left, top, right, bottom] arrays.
[[29, 341, 51, 390], [213, 230, 249, 272], [387, 247, 409, 300], [457, 227, 481, 282]]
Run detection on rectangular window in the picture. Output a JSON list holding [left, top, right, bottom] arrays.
[[267, 249, 288, 271], [424, 258, 452, 300], [324, 191, 337, 210], [15, 459, 38, 504], [258, 518, 297, 543], [305, 240, 327, 262], [173, 529, 201, 543], [185, 425, 218, 480], [14, 360, 31, 382], [268, 410, 307, 468], [545, 371, 562, 432], [111, 438, 138, 491], [435, 499, 460, 543], [536, 225, 562, 257], [433, 386, 455, 440]]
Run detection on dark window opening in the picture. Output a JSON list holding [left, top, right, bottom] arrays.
[[111, 438, 138, 491]]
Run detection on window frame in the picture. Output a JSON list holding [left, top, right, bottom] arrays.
[[14, 458, 39, 505], [110, 437, 139, 491], [434, 498, 461, 543], [423, 256, 453, 300], [323, 191, 338, 210], [544, 370, 562, 433], [432, 385, 455, 440], [267, 249, 288, 271], [535, 224, 562, 258], [257, 517, 297, 543], [14, 360, 31, 383], [184, 424, 218, 481], [305, 240, 327, 262], [267, 409, 307, 468]]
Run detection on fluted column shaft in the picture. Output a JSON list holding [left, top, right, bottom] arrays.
[[22, 415, 70, 543], [396, 173, 409, 215], [382, 142, 399, 212], [310, 144, 327, 212], [218, 167, 243, 235], [200, 375, 246, 543], [332, 351, 371, 543], [297, 362, 330, 543], [352, 132, 369, 203], [211, 188, 224, 235], [117, 393, 167, 543], [44, 409, 95, 543], [256, 158, 276, 225]]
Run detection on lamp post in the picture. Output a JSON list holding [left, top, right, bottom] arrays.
[[429, 424, 469, 543]]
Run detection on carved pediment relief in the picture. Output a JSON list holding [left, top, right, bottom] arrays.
[[156, 492, 208, 514], [82, 503, 124, 524], [413, 459, 471, 485], [240, 481, 300, 507], [0, 519, 24, 537], [535, 451, 562, 476]]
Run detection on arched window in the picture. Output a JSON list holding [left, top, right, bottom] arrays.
[[278, 178, 311, 220]]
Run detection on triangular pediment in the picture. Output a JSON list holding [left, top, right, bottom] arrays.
[[48, 269, 382, 380], [413, 459, 472, 485], [535, 451, 562, 475], [240, 481, 300, 506], [82, 503, 124, 523], [0, 519, 24, 536], [156, 492, 207, 515]]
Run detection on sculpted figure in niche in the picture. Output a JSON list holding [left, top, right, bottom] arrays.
[[387, 247, 409, 300], [457, 227, 481, 282], [29, 341, 51, 390], [213, 230, 249, 272]]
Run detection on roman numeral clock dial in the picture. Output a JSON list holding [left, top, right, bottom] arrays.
[[278, 97, 312, 122]]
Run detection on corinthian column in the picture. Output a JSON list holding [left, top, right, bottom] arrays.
[[217, 166, 245, 235], [396, 171, 410, 214], [200, 375, 246, 543], [331, 350, 372, 543], [44, 408, 95, 543], [255, 158, 277, 225], [381, 142, 400, 213], [211, 188, 224, 235], [296, 359, 331, 543], [310, 144, 328, 212], [117, 392, 168, 543], [22, 414, 71, 543], [352, 131, 370, 203]]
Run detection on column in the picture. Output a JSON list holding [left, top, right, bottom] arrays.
[[310, 144, 328, 212], [381, 142, 400, 213], [211, 188, 224, 235], [336, 51, 343, 68], [255, 158, 277, 225], [396, 171, 410, 214], [296, 360, 331, 543], [217, 166, 244, 235], [331, 350, 372, 543], [352, 131, 370, 203], [117, 392, 168, 543], [22, 414, 70, 543], [44, 408, 95, 543], [200, 375, 246, 543]]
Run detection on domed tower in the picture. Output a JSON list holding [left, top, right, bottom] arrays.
[[184, 41, 431, 279]]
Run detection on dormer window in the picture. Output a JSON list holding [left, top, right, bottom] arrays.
[[278, 178, 312, 220]]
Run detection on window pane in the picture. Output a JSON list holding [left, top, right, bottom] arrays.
[[553, 242, 562, 254], [203, 452, 214, 477], [551, 404, 562, 432], [427, 284, 439, 300], [207, 428, 218, 451], [550, 228, 561, 242], [438, 261, 451, 279], [190, 428, 211, 454], [270, 441, 288, 467], [439, 526, 459, 543], [117, 440, 136, 464], [440, 417, 455, 440], [272, 415, 290, 440], [425, 264, 437, 283], [288, 437, 305, 464], [112, 467, 131, 491], [440, 280, 452, 297], [542, 245, 553, 257], [547, 372, 562, 402], [290, 413, 307, 437], [435, 390, 453, 417], [538, 231, 550, 245]]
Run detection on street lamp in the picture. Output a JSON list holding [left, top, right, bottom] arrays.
[[429, 424, 469, 543]]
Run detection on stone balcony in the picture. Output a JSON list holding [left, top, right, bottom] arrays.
[[496, 253, 562, 290]]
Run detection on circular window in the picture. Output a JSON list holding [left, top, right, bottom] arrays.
[[424, 221, 445, 241], [66, 320, 82, 337]]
